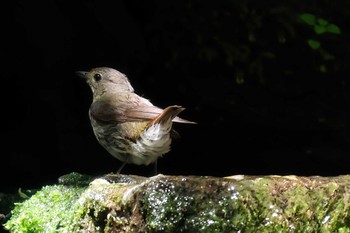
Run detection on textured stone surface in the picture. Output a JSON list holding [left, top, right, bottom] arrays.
[[4, 173, 350, 232]]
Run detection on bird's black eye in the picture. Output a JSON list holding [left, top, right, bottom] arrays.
[[93, 73, 102, 82]]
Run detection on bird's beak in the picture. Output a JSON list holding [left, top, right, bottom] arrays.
[[75, 71, 88, 79]]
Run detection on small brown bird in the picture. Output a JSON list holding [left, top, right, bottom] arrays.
[[77, 67, 195, 173]]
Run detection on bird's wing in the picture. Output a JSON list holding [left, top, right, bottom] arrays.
[[89, 98, 129, 123], [90, 95, 195, 124], [125, 104, 196, 124]]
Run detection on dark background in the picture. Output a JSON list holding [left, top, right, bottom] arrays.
[[1, 0, 350, 192]]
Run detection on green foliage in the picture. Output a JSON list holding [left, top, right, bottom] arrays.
[[308, 39, 321, 50], [299, 13, 316, 25], [327, 24, 341, 34], [133, 1, 346, 87], [294, 11, 342, 79], [317, 18, 328, 26], [299, 13, 341, 35]]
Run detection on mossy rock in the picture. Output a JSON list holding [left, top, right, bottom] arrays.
[[4, 173, 350, 232]]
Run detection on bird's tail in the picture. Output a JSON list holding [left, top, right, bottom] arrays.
[[147, 105, 185, 126]]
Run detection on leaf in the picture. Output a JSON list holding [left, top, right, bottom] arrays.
[[327, 24, 341, 34], [317, 18, 329, 26], [314, 25, 327, 34], [319, 65, 327, 73], [299, 13, 316, 26], [307, 39, 321, 49]]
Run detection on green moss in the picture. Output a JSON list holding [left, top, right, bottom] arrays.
[[141, 178, 194, 232], [140, 176, 350, 232], [141, 177, 248, 233], [58, 172, 94, 186], [3, 174, 140, 233], [3, 178, 127, 232], [232, 177, 350, 232], [5, 174, 350, 232], [4, 185, 84, 232], [59, 179, 134, 232]]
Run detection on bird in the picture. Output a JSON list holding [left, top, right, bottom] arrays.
[[76, 67, 195, 173]]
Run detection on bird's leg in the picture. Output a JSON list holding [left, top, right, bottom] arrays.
[[153, 159, 158, 175], [117, 160, 127, 174]]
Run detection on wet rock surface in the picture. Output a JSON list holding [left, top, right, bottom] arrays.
[[4, 173, 350, 232]]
